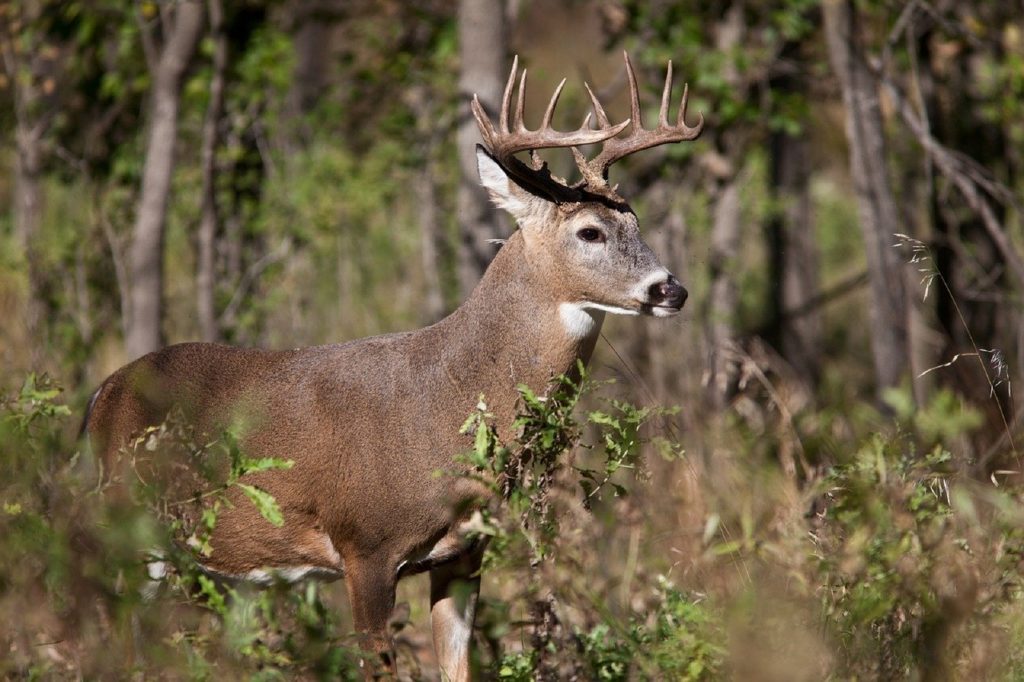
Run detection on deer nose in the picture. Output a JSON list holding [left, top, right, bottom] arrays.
[[648, 275, 688, 309]]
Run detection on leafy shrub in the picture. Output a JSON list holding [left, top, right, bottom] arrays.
[[0, 375, 363, 678], [814, 432, 1024, 678], [460, 366, 719, 679], [578, 578, 723, 681]]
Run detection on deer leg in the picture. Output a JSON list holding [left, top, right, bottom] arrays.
[[344, 560, 398, 679], [430, 547, 483, 682]]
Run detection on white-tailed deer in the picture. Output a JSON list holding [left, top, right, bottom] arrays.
[[82, 53, 703, 680]]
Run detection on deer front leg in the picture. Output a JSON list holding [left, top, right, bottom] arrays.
[[344, 560, 398, 679], [430, 548, 483, 682]]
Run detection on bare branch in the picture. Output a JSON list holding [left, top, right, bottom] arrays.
[[868, 58, 1024, 290], [134, 2, 159, 74], [218, 239, 292, 329]]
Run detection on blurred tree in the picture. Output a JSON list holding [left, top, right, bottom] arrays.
[[197, 0, 226, 342], [126, 0, 205, 359], [0, 0, 61, 364], [824, 0, 911, 400], [765, 39, 821, 387], [456, 0, 508, 296], [285, 0, 343, 149], [704, 2, 745, 407], [410, 83, 449, 323]]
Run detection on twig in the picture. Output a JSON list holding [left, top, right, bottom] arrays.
[[775, 269, 869, 323], [97, 189, 133, 332], [722, 340, 812, 481], [218, 238, 291, 328], [912, 0, 986, 50], [881, 0, 919, 70], [917, 352, 979, 379]]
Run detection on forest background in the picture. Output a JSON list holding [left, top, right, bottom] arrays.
[[2, 0, 1024, 679]]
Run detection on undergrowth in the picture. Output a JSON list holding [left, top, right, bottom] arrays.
[[2, 370, 1023, 679]]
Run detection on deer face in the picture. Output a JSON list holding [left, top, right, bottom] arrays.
[[554, 202, 687, 317], [477, 148, 687, 319]]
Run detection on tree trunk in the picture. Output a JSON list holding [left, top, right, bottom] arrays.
[[286, 0, 337, 149], [706, 174, 742, 406], [409, 84, 448, 324], [13, 106, 45, 363], [704, 2, 745, 407], [126, 1, 205, 360], [456, 0, 507, 296], [767, 128, 822, 387], [197, 0, 227, 343], [415, 165, 447, 324], [823, 0, 911, 398], [4, 0, 49, 365]]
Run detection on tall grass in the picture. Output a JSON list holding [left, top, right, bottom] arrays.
[[2, 368, 1023, 679]]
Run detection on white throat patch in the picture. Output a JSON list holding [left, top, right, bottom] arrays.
[[559, 303, 607, 340]]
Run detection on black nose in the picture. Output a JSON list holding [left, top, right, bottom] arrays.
[[648, 275, 688, 309]]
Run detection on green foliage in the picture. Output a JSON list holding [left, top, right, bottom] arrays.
[[459, 367, 718, 678], [494, 651, 536, 681], [579, 578, 724, 681], [459, 365, 667, 567], [884, 386, 985, 446], [813, 432, 1024, 678], [579, 399, 657, 503], [237, 483, 285, 527], [625, 0, 817, 131], [2, 372, 72, 433]]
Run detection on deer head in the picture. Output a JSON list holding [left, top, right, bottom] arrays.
[[471, 52, 704, 326]]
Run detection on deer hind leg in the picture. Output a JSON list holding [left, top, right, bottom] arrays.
[[344, 560, 399, 679], [430, 548, 484, 682]]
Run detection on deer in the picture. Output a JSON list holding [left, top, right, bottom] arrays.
[[81, 52, 703, 680]]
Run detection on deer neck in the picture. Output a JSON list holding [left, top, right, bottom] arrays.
[[433, 230, 603, 426]]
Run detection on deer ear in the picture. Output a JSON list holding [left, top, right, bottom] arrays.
[[476, 145, 552, 227]]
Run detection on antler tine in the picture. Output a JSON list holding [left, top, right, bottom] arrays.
[[498, 55, 518, 134], [584, 82, 612, 128], [540, 78, 566, 130], [471, 94, 495, 148], [659, 61, 673, 127], [623, 52, 642, 132], [677, 82, 704, 135], [514, 69, 528, 132]]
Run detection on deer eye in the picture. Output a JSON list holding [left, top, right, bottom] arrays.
[[576, 227, 606, 243]]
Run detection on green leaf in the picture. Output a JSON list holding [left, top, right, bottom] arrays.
[[474, 420, 489, 455], [237, 484, 285, 527], [712, 540, 742, 556], [197, 575, 227, 615], [236, 457, 295, 475]]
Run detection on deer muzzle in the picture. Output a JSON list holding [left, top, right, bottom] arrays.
[[645, 274, 688, 316]]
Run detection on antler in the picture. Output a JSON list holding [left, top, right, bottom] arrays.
[[472, 53, 704, 203], [576, 52, 704, 189], [471, 55, 630, 199]]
